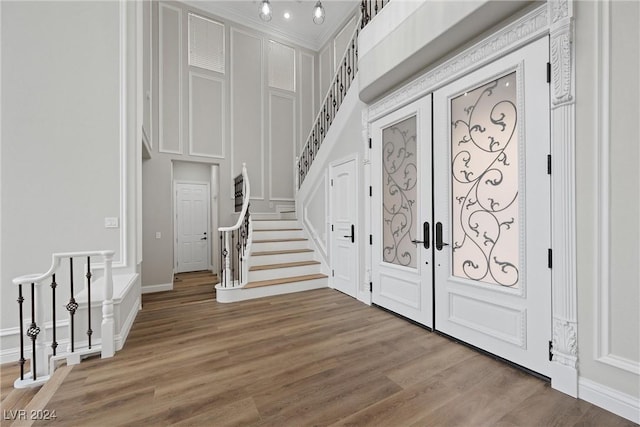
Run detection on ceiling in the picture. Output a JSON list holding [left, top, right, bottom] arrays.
[[183, 0, 361, 51]]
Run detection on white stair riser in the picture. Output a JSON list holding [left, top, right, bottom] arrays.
[[249, 264, 321, 282], [252, 240, 309, 252], [251, 212, 296, 221], [250, 251, 315, 267], [217, 277, 327, 303], [252, 229, 304, 240], [252, 220, 299, 230]]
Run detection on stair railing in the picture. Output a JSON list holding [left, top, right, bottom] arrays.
[[297, 16, 362, 188], [360, 0, 389, 28], [13, 250, 115, 388], [219, 163, 251, 288]]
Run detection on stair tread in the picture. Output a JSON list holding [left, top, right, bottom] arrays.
[[253, 238, 307, 243], [245, 273, 327, 289], [253, 228, 302, 232], [252, 249, 314, 256], [250, 260, 320, 271], [253, 219, 299, 221]]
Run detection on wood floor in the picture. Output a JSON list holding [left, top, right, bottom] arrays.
[[1, 271, 635, 426]]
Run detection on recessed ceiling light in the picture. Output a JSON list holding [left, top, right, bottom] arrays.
[[283, 11, 291, 20]]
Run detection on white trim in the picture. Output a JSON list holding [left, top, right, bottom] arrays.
[[318, 43, 333, 102], [299, 51, 315, 152], [115, 294, 140, 351], [141, 283, 173, 294], [302, 171, 328, 262], [158, 3, 183, 155], [115, 0, 128, 269], [188, 71, 225, 159], [593, 0, 640, 376], [229, 27, 264, 200], [187, 12, 226, 74], [173, 180, 211, 273], [333, 15, 356, 72], [579, 377, 640, 424], [268, 90, 296, 202]]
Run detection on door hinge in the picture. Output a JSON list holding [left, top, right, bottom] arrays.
[[332, 269, 334, 277], [548, 340, 553, 361], [546, 62, 551, 84], [547, 154, 552, 175], [369, 282, 373, 292], [369, 234, 373, 245], [548, 248, 553, 269], [369, 186, 372, 197], [369, 138, 372, 149]]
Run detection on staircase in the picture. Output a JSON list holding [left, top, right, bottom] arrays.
[[216, 212, 328, 303]]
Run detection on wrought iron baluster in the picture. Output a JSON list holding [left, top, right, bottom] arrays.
[[231, 231, 235, 285], [51, 274, 57, 356], [67, 258, 78, 352], [17, 284, 25, 381], [222, 233, 229, 288], [86, 256, 92, 349], [27, 283, 40, 380], [237, 229, 242, 284], [219, 233, 223, 286]]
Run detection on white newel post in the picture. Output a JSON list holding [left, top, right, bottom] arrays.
[[224, 231, 231, 286], [101, 251, 115, 358]]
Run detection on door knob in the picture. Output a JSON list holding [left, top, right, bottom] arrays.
[[343, 224, 355, 243], [201, 237, 207, 240], [410, 222, 430, 249], [435, 222, 449, 251]]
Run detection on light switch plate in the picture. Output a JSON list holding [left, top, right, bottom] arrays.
[[105, 217, 119, 228], [155, 232, 162, 239]]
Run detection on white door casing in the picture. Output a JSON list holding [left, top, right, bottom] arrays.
[[371, 96, 433, 327], [330, 157, 358, 298], [175, 182, 210, 273], [433, 37, 551, 376]]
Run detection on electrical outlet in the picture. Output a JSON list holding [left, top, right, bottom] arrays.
[[155, 232, 162, 239], [105, 217, 119, 228]]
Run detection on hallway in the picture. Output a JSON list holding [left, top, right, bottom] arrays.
[[2, 274, 633, 426]]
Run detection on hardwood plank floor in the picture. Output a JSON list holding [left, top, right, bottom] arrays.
[[1, 271, 634, 426]]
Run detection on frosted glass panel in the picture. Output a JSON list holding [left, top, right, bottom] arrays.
[[382, 116, 417, 268], [451, 72, 519, 287]]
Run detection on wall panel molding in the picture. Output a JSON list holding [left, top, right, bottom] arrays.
[[303, 171, 328, 261], [594, 0, 640, 376], [268, 91, 296, 201], [188, 71, 225, 159], [230, 27, 264, 200], [159, 3, 183, 154]]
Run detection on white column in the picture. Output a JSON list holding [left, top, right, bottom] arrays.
[[101, 251, 115, 358]]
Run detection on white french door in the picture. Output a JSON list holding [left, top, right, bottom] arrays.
[[433, 37, 551, 375], [330, 157, 358, 298], [175, 182, 210, 273], [371, 96, 433, 328]]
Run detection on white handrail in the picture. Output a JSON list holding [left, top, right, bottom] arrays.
[[12, 250, 115, 285], [219, 163, 250, 232]]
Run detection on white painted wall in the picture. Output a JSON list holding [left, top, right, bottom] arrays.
[[575, 0, 639, 407], [141, 1, 316, 289], [1, 1, 140, 355]]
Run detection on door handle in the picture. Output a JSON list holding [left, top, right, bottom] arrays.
[[410, 222, 430, 249], [435, 222, 449, 251], [343, 224, 355, 243], [201, 237, 207, 240]]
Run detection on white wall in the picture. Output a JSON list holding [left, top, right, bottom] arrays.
[[1, 1, 139, 355], [575, 0, 639, 410], [142, 1, 316, 289]]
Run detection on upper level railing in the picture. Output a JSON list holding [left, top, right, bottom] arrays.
[[13, 250, 116, 388], [360, 0, 388, 28], [297, 17, 362, 188], [218, 163, 251, 288]]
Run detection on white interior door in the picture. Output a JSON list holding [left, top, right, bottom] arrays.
[[371, 96, 433, 327], [176, 182, 210, 273], [330, 157, 358, 298], [433, 37, 551, 375]]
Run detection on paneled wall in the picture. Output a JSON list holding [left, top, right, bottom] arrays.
[[142, 1, 316, 288]]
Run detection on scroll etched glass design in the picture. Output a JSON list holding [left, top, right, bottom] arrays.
[[451, 72, 520, 287], [382, 116, 417, 268]]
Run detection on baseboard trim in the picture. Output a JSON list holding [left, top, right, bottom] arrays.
[[578, 377, 640, 423], [141, 282, 173, 294]]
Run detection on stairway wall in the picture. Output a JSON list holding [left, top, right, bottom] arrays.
[[296, 76, 369, 302]]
